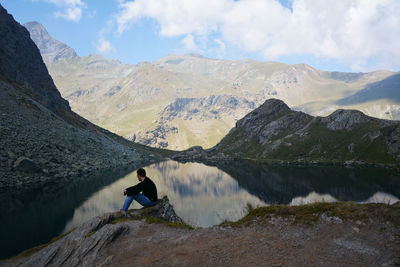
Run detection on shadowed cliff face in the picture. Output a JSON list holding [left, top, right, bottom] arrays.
[[0, 6, 70, 114]]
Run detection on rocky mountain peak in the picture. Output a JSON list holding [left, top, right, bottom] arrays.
[[23, 20, 77, 62], [321, 109, 374, 130], [0, 5, 70, 114], [235, 98, 290, 128], [258, 98, 290, 113]]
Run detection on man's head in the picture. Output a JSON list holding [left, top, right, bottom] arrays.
[[137, 168, 146, 181]]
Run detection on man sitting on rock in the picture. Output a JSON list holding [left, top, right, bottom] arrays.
[[121, 168, 158, 215]]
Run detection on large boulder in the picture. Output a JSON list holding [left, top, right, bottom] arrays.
[[125, 196, 185, 224], [18, 196, 184, 266], [13, 157, 41, 173]]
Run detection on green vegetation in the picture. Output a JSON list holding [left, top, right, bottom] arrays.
[[211, 104, 400, 167], [262, 122, 395, 164], [221, 202, 400, 228], [110, 212, 194, 230]]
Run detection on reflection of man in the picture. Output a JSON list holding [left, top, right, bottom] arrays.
[[121, 168, 158, 215]]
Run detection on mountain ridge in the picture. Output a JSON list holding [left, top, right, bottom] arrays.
[[209, 98, 400, 165], [23, 21, 400, 150], [0, 14, 70, 115]]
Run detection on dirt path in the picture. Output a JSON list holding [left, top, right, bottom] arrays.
[[99, 217, 398, 266]]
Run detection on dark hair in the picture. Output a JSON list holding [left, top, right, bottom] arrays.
[[137, 168, 146, 177]]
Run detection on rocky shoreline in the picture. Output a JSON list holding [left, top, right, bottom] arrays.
[[0, 79, 158, 193], [3, 198, 399, 266], [171, 146, 400, 171]]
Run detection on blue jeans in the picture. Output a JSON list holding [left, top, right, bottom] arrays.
[[122, 193, 154, 211]]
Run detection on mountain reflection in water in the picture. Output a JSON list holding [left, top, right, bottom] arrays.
[[63, 161, 265, 230], [64, 160, 399, 232], [211, 160, 400, 205]]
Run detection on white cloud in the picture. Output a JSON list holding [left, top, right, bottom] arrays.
[[44, 0, 84, 6], [54, 6, 82, 22], [96, 37, 114, 54], [115, 0, 400, 71], [116, 0, 229, 35], [181, 34, 198, 52], [214, 39, 226, 58], [34, 0, 87, 22]]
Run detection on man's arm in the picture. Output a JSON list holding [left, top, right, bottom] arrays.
[[125, 182, 145, 196]]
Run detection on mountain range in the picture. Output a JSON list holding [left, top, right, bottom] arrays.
[[23, 21, 400, 151]]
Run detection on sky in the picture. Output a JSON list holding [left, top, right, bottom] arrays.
[[1, 0, 400, 72]]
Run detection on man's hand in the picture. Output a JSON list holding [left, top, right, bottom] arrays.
[[123, 189, 127, 196]]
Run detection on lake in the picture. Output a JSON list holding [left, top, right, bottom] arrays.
[[1, 160, 399, 259]]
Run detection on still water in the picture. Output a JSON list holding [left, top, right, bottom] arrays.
[[1, 160, 399, 259]]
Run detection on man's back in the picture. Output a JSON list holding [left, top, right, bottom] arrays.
[[141, 177, 157, 202], [126, 176, 157, 202]]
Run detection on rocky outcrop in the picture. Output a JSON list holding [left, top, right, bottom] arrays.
[[235, 98, 290, 129], [321, 109, 381, 131], [135, 124, 178, 148], [257, 111, 311, 145], [23, 21, 77, 62], [135, 94, 256, 148], [161, 94, 256, 121], [16, 197, 183, 267], [171, 146, 207, 161], [12, 157, 41, 173], [197, 99, 400, 165]]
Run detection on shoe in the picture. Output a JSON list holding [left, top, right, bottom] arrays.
[[121, 210, 127, 217]]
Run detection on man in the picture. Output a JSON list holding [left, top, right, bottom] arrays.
[[121, 168, 158, 215]]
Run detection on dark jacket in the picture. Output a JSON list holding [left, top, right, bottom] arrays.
[[125, 177, 158, 202]]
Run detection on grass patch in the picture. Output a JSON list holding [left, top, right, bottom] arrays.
[[111, 215, 193, 230], [145, 216, 194, 229], [111, 214, 142, 224], [86, 231, 96, 237], [221, 202, 400, 228]]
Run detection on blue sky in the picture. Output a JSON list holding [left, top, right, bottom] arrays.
[[1, 0, 400, 72]]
